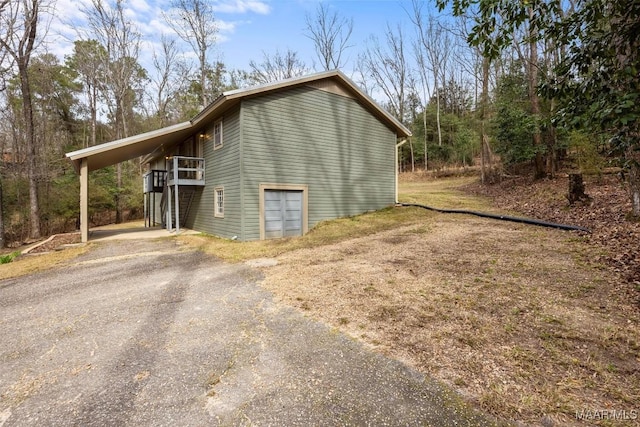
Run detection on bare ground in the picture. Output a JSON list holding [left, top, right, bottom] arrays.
[[259, 179, 640, 426]]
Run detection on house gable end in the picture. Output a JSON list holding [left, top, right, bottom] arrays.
[[305, 79, 356, 100]]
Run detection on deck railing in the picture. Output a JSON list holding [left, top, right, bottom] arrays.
[[166, 156, 205, 186]]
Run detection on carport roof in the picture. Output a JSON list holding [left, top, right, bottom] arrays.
[[66, 122, 193, 172], [66, 70, 412, 173]]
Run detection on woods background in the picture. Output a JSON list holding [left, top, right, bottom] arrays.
[[1, 0, 638, 247]]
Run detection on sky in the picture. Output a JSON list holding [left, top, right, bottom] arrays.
[[47, 0, 445, 78]]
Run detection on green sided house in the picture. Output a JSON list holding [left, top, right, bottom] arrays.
[[66, 70, 411, 242]]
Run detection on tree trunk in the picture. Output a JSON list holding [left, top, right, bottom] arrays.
[[115, 162, 122, 223], [19, 62, 41, 240], [567, 173, 590, 205], [115, 107, 123, 224], [0, 178, 4, 249], [480, 56, 497, 184], [629, 152, 640, 217], [423, 111, 428, 171], [528, 7, 545, 180], [409, 138, 415, 172], [90, 82, 97, 146], [436, 86, 442, 146], [200, 52, 207, 107]]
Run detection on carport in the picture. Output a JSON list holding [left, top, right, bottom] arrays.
[[66, 122, 194, 243], [87, 223, 199, 241]]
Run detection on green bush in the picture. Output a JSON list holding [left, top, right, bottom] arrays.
[[453, 127, 479, 166], [568, 130, 605, 174], [493, 105, 540, 165], [0, 251, 21, 264]]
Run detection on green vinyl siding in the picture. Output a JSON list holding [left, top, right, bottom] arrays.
[[186, 107, 241, 239], [241, 86, 396, 240]]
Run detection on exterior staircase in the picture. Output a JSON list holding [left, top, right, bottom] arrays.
[[161, 186, 197, 230], [157, 156, 205, 232]]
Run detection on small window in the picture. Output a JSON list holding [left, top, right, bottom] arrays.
[[213, 119, 223, 149], [214, 187, 224, 218]]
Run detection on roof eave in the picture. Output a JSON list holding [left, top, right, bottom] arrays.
[[329, 71, 412, 138], [66, 121, 192, 172], [65, 70, 412, 173]]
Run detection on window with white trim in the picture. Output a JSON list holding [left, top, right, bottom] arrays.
[[213, 119, 223, 149], [214, 187, 224, 218]]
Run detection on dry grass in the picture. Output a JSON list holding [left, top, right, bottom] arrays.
[[253, 174, 640, 426], [179, 205, 430, 262], [180, 175, 491, 262], [0, 221, 148, 279], [0, 245, 90, 280], [399, 175, 493, 210]]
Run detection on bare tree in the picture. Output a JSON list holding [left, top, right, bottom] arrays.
[[248, 49, 310, 84], [82, 0, 143, 139], [358, 24, 415, 170], [163, 0, 217, 108], [410, 1, 452, 147], [81, 0, 144, 223], [358, 24, 412, 124], [149, 35, 184, 126], [0, 0, 50, 240], [412, 37, 431, 170], [66, 40, 106, 147], [455, 10, 499, 183], [304, 3, 353, 71], [506, 8, 547, 179], [0, 94, 5, 247]]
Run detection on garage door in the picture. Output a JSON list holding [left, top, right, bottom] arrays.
[[264, 190, 303, 239]]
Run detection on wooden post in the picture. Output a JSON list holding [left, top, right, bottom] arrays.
[[80, 158, 89, 243]]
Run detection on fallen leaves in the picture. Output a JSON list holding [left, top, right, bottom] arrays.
[[465, 174, 640, 301]]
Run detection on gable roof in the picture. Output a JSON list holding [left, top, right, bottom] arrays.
[[66, 70, 412, 172]]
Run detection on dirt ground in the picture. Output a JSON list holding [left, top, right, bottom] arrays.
[[259, 178, 640, 426], [26, 233, 81, 253]]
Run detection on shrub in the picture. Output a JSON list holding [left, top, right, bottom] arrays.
[[0, 251, 21, 264]]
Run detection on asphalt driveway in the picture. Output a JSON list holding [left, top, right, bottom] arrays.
[[0, 239, 498, 426]]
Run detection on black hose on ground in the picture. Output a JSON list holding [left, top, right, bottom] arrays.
[[397, 203, 590, 233]]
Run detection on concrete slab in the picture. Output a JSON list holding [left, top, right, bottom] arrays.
[[88, 226, 199, 242]]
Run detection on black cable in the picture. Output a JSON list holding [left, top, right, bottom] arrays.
[[398, 203, 590, 233]]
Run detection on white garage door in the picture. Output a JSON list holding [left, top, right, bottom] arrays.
[[264, 190, 303, 239]]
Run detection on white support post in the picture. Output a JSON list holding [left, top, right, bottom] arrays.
[[174, 182, 180, 234], [167, 186, 173, 231], [174, 157, 180, 234], [80, 158, 89, 243]]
